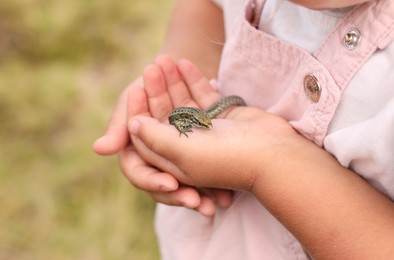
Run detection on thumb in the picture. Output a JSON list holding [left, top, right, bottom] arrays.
[[129, 116, 195, 183], [129, 115, 181, 160], [93, 89, 129, 155]]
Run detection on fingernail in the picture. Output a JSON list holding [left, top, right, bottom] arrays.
[[159, 184, 176, 192], [92, 136, 106, 149], [94, 135, 106, 143], [129, 120, 140, 135]]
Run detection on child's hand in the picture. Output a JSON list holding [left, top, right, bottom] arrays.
[[130, 103, 297, 191], [95, 55, 234, 216]]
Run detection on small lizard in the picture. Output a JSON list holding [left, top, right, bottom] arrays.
[[169, 95, 246, 137]]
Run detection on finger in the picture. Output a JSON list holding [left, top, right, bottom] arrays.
[[155, 54, 195, 107], [129, 116, 187, 164], [177, 59, 222, 109], [93, 88, 130, 155], [143, 64, 173, 121], [119, 146, 179, 192], [151, 188, 219, 217], [120, 145, 208, 210], [201, 188, 234, 208], [196, 195, 218, 216], [127, 85, 150, 117], [150, 186, 202, 209], [130, 129, 191, 189]]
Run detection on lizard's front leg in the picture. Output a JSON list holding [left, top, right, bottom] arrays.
[[173, 119, 193, 137]]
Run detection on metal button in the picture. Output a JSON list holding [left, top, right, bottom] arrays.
[[304, 74, 321, 103], [344, 28, 361, 50]]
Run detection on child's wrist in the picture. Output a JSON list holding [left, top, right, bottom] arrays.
[[250, 133, 325, 196]]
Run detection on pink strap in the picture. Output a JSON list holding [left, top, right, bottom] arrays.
[[314, 0, 394, 90]]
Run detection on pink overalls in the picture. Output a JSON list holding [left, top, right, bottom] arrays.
[[156, 0, 394, 259]]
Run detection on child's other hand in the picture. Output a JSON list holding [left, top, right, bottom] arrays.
[[92, 77, 143, 155]]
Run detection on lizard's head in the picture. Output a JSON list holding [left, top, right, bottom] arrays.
[[193, 111, 212, 129]]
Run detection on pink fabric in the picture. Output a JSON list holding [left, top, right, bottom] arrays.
[[156, 1, 394, 259], [156, 192, 306, 259], [218, 0, 394, 145]]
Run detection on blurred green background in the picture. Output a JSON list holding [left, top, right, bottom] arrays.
[[0, 0, 174, 259]]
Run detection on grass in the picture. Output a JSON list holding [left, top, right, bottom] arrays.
[[0, 0, 174, 258]]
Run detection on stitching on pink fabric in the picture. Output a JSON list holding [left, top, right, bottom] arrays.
[[314, 0, 394, 90], [340, 21, 394, 88]]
